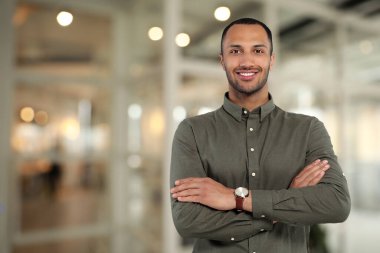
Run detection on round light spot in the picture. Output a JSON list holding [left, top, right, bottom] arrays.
[[214, 6, 231, 21], [148, 26, 163, 41], [35, 110, 49, 125], [56, 11, 73, 27], [20, 107, 35, 123], [175, 33, 190, 47]]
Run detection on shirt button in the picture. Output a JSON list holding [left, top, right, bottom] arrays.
[[231, 237, 235, 241], [243, 110, 248, 114], [250, 148, 254, 152], [260, 229, 265, 232], [249, 128, 253, 131], [251, 172, 256, 177], [261, 214, 266, 218]]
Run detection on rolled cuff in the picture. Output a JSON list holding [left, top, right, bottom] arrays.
[[252, 190, 274, 220]]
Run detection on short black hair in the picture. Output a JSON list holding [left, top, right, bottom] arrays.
[[220, 17, 273, 55]]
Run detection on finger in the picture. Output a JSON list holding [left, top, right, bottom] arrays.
[[303, 170, 323, 186], [175, 177, 206, 186], [171, 182, 202, 193], [177, 195, 200, 203], [304, 159, 321, 171], [296, 160, 328, 181], [172, 188, 201, 198], [307, 171, 325, 186], [294, 160, 321, 179], [175, 177, 195, 186], [302, 164, 330, 186]]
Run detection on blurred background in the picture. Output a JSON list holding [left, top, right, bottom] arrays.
[[0, 0, 380, 252]]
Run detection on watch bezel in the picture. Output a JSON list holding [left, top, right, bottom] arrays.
[[235, 187, 249, 198]]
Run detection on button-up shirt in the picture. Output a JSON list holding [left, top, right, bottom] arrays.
[[170, 93, 350, 253]]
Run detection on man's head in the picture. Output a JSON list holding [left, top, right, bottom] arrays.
[[219, 18, 275, 97], [221, 18, 273, 56]]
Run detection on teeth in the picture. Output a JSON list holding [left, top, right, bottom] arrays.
[[240, 72, 254, 76]]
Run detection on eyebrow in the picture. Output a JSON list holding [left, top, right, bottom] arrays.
[[228, 44, 268, 49]]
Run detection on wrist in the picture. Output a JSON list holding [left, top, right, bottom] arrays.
[[243, 190, 252, 212], [229, 188, 236, 210], [234, 187, 249, 211]]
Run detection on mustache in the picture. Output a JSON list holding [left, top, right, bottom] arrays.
[[236, 66, 262, 71]]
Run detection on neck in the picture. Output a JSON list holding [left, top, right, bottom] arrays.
[[228, 86, 269, 111]]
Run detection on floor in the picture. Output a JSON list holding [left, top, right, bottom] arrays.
[[12, 166, 163, 253]]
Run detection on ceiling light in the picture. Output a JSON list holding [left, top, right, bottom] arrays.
[[56, 11, 73, 27], [20, 107, 34, 123], [175, 33, 190, 47], [60, 117, 80, 140], [148, 26, 164, 41], [35, 110, 49, 125], [214, 6, 230, 21]]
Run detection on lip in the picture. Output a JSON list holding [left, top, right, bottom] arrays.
[[236, 71, 258, 81]]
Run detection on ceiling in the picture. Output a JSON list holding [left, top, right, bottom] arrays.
[[14, 0, 380, 63], [12, 0, 380, 107]]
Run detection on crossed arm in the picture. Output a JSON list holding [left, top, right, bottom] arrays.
[[171, 159, 330, 213], [170, 119, 350, 241]]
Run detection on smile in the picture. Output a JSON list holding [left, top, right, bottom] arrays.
[[236, 71, 259, 80], [239, 72, 255, 77]]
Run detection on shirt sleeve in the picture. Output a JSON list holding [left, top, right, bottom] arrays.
[[170, 120, 273, 242], [251, 118, 351, 225]]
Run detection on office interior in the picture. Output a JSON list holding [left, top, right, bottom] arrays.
[[0, 0, 380, 252]]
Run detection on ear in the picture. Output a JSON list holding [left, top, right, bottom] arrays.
[[269, 53, 275, 71], [219, 54, 226, 71]]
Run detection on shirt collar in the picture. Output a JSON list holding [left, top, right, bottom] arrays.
[[222, 92, 275, 122]]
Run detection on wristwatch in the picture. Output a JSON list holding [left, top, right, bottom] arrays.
[[234, 187, 249, 211]]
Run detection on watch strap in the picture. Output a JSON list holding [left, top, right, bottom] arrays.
[[236, 196, 244, 211]]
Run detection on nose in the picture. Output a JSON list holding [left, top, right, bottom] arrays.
[[239, 53, 255, 68]]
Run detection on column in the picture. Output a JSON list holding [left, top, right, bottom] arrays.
[[334, 20, 349, 253], [0, 0, 16, 253], [262, 0, 280, 93], [109, 10, 130, 253], [162, 0, 182, 252]]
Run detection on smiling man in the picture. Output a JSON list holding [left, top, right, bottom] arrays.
[[170, 18, 350, 253]]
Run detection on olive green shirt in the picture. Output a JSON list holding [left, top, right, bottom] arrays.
[[170, 93, 350, 253]]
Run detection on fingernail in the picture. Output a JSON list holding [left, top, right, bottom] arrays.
[[322, 160, 328, 164]]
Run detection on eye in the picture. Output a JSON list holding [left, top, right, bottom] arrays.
[[254, 49, 264, 54], [229, 49, 241, 54]]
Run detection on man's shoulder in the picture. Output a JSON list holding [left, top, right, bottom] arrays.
[[175, 109, 220, 139], [181, 108, 221, 127], [276, 106, 318, 121]]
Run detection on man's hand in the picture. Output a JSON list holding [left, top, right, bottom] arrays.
[[171, 177, 235, 211], [290, 159, 330, 188], [171, 159, 330, 212]]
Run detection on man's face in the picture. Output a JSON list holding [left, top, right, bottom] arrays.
[[220, 24, 275, 96]]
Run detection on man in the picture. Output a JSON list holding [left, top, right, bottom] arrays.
[[170, 18, 350, 253]]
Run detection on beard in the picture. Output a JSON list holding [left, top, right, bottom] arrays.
[[226, 65, 270, 96]]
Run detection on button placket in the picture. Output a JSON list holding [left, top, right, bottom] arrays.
[[247, 117, 259, 183]]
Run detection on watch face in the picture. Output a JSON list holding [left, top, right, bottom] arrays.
[[235, 187, 248, 198]]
